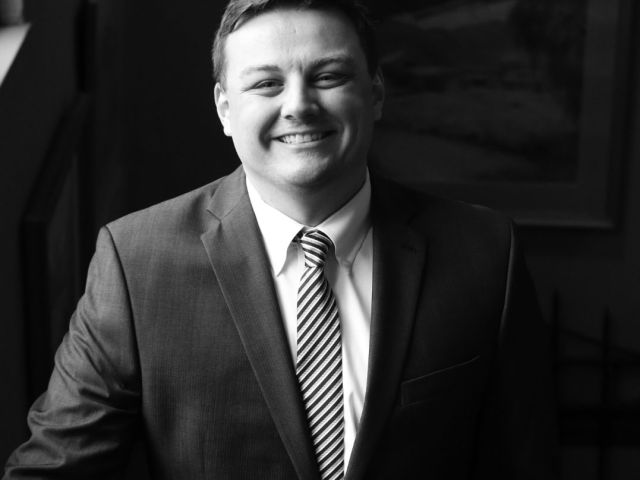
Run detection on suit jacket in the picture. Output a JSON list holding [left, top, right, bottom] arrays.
[[5, 166, 556, 479]]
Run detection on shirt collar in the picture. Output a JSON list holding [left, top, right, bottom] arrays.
[[246, 173, 371, 276]]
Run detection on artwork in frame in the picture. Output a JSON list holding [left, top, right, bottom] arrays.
[[367, 0, 631, 228]]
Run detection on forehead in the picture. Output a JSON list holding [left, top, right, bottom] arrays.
[[223, 7, 366, 75]]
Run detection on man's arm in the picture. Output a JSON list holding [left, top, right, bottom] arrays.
[[4, 227, 141, 479], [473, 224, 559, 479]]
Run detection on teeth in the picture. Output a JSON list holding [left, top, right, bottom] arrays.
[[279, 132, 328, 144]]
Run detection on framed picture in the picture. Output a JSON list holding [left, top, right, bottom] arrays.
[[22, 97, 88, 401], [368, 0, 632, 228]]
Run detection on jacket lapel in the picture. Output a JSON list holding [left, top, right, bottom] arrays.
[[347, 178, 428, 480], [200, 168, 320, 480]]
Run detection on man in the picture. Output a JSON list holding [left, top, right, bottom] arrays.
[[4, 0, 556, 478]]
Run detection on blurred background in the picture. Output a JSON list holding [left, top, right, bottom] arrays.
[[1, 0, 639, 478]]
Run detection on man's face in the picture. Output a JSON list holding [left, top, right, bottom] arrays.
[[214, 7, 384, 198]]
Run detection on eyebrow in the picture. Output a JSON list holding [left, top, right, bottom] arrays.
[[238, 54, 358, 78], [310, 55, 357, 71], [239, 65, 280, 78]]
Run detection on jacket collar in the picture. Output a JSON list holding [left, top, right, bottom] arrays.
[[202, 167, 321, 480], [346, 175, 429, 479]]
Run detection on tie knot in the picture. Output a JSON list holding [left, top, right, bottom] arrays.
[[298, 229, 333, 268]]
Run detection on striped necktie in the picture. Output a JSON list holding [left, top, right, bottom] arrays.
[[296, 229, 344, 480]]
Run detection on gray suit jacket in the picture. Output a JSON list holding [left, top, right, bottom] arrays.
[[5, 167, 556, 479]]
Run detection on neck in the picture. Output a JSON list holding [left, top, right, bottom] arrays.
[[246, 170, 366, 227]]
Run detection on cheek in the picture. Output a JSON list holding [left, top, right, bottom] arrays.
[[236, 104, 279, 145], [326, 89, 372, 128], [340, 103, 375, 144]]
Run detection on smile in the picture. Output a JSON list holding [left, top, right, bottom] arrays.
[[276, 131, 332, 145]]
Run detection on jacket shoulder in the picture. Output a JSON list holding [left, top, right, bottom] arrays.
[[104, 177, 225, 246], [372, 176, 514, 247]]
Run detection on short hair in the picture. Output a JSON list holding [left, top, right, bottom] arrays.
[[212, 0, 378, 84]]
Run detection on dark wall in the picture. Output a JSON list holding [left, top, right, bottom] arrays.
[[0, 0, 83, 461], [115, 0, 237, 220], [84, 1, 239, 232]]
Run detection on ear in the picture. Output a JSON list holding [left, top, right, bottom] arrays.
[[214, 82, 232, 137], [371, 68, 385, 121]]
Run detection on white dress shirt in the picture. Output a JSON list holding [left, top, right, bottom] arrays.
[[246, 176, 373, 469]]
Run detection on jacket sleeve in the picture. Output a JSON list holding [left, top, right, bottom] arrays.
[[4, 227, 141, 479], [473, 223, 559, 479]]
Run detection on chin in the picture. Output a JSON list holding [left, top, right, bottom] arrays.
[[285, 165, 361, 193], [281, 172, 331, 191]]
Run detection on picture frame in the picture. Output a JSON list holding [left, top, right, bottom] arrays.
[[368, 0, 632, 228]]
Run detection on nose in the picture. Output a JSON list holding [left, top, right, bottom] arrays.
[[280, 78, 319, 121]]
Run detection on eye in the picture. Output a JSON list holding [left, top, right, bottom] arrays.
[[253, 79, 283, 91], [314, 72, 348, 88]]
